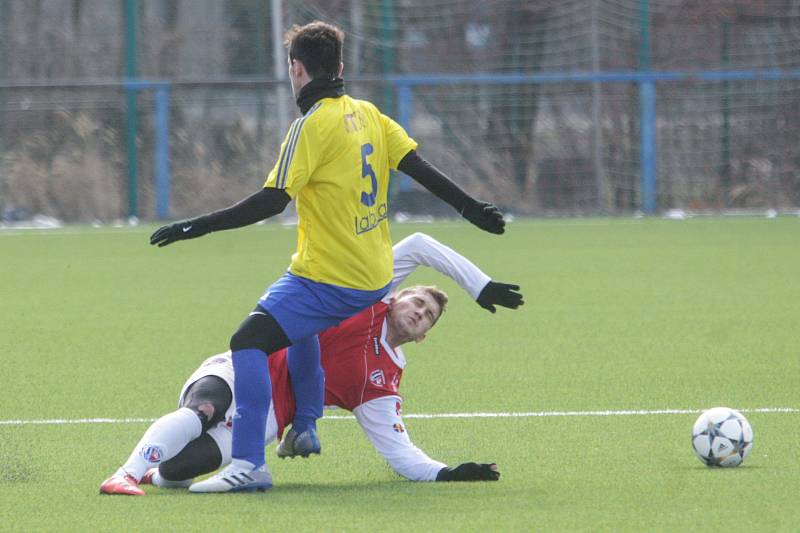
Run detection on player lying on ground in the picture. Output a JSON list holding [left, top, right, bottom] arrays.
[[101, 233, 522, 495]]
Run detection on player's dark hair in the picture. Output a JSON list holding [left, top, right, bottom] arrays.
[[284, 21, 345, 80]]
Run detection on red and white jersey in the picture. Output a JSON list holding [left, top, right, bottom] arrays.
[[321, 301, 405, 409], [269, 301, 404, 432]]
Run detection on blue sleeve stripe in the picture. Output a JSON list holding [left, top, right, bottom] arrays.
[[277, 103, 324, 189], [275, 119, 301, 189], [307, 102, 322, 115], [278, 116, 307, 189], [275, 102, 322, 189]]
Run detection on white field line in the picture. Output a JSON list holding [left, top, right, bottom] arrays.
[[1, 407, 797, 426]]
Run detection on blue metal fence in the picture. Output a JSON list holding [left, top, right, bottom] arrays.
[[28, 67, 797, 218], [391, 69, 800, 215]]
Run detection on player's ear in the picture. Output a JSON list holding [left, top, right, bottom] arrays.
[[290, 58, 305, 78]]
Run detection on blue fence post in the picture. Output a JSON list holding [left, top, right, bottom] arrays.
[[125, 0, 139, 219], [396, 82, 413, 192], [154, 84, 171, 219], [638, 0, 657, 214], [640, 81, 657, 214]]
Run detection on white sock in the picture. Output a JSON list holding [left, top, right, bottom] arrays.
[[150, 470, 192, 488], [116, 407, 202, 481]]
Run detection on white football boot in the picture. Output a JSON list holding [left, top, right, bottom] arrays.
[[189, 460, 272, 493]]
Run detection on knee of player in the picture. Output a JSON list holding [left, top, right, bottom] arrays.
[[229, 328, 249, 352], [196, 402, 215, 421], [185, 403, 215, 431], [229, 311, 290, 353]]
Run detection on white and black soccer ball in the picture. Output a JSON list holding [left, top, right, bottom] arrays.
[[691, 407, 753, 467]]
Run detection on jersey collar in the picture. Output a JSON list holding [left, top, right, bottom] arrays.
[[380, 318, 406, 369], [296, 77, 345, 114]]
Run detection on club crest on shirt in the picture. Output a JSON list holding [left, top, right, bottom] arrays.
[[369, 369, 385, 387], [139, 444, 165, 463]]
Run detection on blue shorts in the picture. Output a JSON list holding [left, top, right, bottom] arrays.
[[257, 272, 390, 342]]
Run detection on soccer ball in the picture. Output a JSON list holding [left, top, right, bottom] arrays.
[[691, 407, 753, 467]]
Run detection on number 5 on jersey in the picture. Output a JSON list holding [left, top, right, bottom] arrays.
[[360, 143, 377, 207]]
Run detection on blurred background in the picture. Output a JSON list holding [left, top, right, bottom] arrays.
[[1, 0, 800, 223]]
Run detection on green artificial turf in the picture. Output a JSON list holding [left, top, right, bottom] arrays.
[[1, 218, 798, 531]]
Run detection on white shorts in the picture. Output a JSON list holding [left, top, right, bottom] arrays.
[[178, 352, 279, 467]]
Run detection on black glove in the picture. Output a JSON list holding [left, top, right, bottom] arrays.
[[461, 201, 505, 235], [477, 281, 524, 313], [436, 462, 500, 482], [149, 218, 210, 247]]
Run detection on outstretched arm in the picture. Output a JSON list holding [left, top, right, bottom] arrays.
[[353, 396, 499, 482], [391, 232, 523, 312], [397, 150, 505, 235], [353, 396, 444, 481], [150, 187, 291, 247]]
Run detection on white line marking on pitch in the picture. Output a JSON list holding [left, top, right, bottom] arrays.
[[1, 408, 796, 426]]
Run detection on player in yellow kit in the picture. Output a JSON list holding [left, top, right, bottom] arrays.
[[264, 84, 417, 290], [148, 21, 505, 493]]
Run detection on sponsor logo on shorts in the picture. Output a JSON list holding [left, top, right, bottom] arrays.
[[140, 444, 165, 463], [392, 423, 405, 433], [395, 401, 402, 416]]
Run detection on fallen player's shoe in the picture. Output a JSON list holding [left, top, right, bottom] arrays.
[[140, 468, 192, 488], [276, 427, 321, 458], [99, 474, 145, 496], [188, 460, 272, 493]]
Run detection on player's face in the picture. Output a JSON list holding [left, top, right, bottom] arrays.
[[388, 290, 442, 343]]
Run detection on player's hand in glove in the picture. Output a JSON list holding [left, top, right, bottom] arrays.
[[477, 281, 524, 313], [461, 201, 506, 235], [436, 463, 500, 482], [150, 218, 210, 247]]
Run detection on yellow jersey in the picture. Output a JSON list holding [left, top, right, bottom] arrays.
[[264, 95, 417, 290]]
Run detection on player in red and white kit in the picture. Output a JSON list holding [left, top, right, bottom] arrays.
[[100, 233, 522, 495]]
